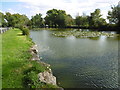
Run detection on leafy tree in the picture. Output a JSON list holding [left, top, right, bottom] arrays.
[[55, 10, 66, 27], [4, 12, 30, 28], [81, 16, 89, 27], [31, 13, 44, 28], [13, 14, 29, 28], [45, 9, 73, 27], [75, 16, 82, 26], [45, 9, 61, 27], [75, 14, 89, 27], [65, 14, 74, 26], [0, 12, 8, 27], [107, 3, 120, 27], [89, 9, 106, 27], [4, 12, 15, 27], [3, 12, 30, 35]]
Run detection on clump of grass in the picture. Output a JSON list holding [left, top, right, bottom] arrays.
[[22, 61, 46, 88]]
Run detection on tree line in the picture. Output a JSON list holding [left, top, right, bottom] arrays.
[[0, 3, 120, 29]]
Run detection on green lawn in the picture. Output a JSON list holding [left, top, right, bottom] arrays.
[[2, 28, 57, 88]]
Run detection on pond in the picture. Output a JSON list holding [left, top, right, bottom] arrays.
[[30, 28, 119, 88]]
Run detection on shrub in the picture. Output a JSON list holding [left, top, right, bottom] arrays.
[[21, 27, 30, 36]]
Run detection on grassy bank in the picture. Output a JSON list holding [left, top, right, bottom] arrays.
[[2, 28, 57, 88]]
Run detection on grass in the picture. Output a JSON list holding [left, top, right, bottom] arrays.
[[2, 28, 58, 88]]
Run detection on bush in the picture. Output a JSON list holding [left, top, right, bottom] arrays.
[[21, 27, 30, 36], [15, 24, 29, 35]]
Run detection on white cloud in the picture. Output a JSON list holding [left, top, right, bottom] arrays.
[[3, 0, 120, 19], [7, 8, 17, 14]]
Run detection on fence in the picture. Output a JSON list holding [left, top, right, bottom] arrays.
[[0, 27, 11, 34]]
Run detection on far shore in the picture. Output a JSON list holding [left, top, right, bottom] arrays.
[[31, 26, 120, 33]]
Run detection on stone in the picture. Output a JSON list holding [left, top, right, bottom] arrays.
[[38, 71, 57, 85], [39, 61, 50, 67], [30, 46, 38, 54], [31, 54, 40, 61], [30, 44, 40, 61]]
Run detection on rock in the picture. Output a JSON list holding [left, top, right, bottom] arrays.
[[30, 45, 63, 89], [30, 44, 40, 61], [30, 45, 38, 53], [30, 45, 38, 54], [38, 71, 57, 85], [39, 61, 50, 67], [31, 54, 40, 61], [32, 49, 38, 54]]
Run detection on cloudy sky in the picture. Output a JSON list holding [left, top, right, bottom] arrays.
[[1, 0, 119, 19]]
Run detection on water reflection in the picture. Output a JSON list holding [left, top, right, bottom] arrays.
[[88, 37, 100, 40], [100, 36, 106, 41], [66, 35, 75, 40]]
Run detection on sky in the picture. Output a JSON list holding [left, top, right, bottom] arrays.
[[0, 0, 120, 19]]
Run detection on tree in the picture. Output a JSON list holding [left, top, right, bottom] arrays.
[[65, 14, 74, 26], [89, 9, 106, 27], [81, 16, 89, 27], [31, 13, 44, 28], [4, 12, 15, 27], [0, 12, 8, 27], [45, 9, 73, 27], [75, 16, 82, 26], [13, 14, 29, 28], [75, 14, 89, 27], [107, 2, 120, 27], [45, 9, 58, 27], [4, 12, 30, 28], [55, 10, 66, 27]]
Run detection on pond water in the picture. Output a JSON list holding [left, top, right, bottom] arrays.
[[30, 29, 119, 88]]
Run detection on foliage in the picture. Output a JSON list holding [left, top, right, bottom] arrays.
[[75, 10, 106, 27], [3, 12, 30, 35], [14, 14, 30, 27], [65, 14, 74, 26], [75, 14, 89, 27], [88, 9, 107, 27], [21, 27, 30, 36], [45, 9, 74, 27], [75, 16, 81, 26], [31, 13, 44, 28], [1, 5, 120, 29], [4, 12, 15, 27], [0, 12, 8, 27], [107, 4, 120, 27], [4, 12, 30, 27]]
